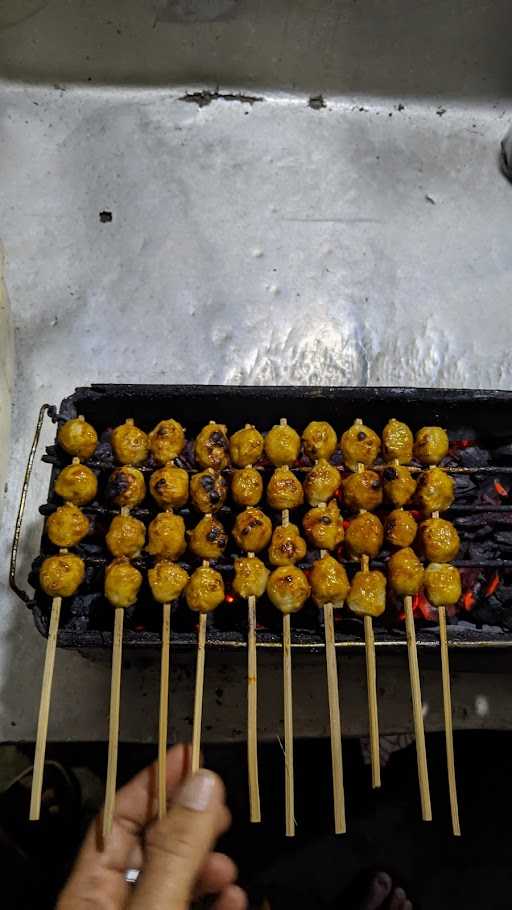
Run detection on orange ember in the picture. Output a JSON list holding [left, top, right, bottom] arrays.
[[494, 480, 508, 497], [485, 573, 500, 597], [225, 593, 235, 604], [463, 591, 475, 611]]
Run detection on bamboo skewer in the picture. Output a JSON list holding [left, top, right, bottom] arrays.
[[30, 596, 62, 820], [279, 418, 295, 836], [404, 594, 432, 821], [321, 538, 346, 833], [246, 543, 261, 822], [191, 561, 209, 774], [103, 604, 124, 840], [158, 601, 171, 820]]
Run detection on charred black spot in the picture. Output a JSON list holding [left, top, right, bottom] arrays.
[[383, 467, 397, 481], [371, 480, 381, 490], [207, 527, 220, 541], [106, 470, 129, 499], [320, 516, 332, 525], [201, 475, 214, 491], [280, 541, 295, 556], [155, 479, 167, 492], [357, 431, 366, 441], [210, 431, 227, 448], [241, 527, 250, 536], [157, 426, 169, 437]]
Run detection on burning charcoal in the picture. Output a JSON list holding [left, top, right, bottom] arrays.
[[468, 540, 498, 561], [458, 446, 490, 468], [477, 477, 508, 506], [453, 475, 476, 500]]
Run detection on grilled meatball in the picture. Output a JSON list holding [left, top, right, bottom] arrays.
[[54, 463, 98, 506], [345, 512, 384, 558], [302, 421, 337, 461], [267, 467, 304, 511], [347, 570, 387, 617], [340, 423, 380, 471], [419, 518, 460, 563], [185, 565, 225, 613], [146, 512, 186, 561], [190, 469, 227, 514], [150, 465, 189, 509], [233, 507, 272, 552], [424, 563, 462, 606], [148, 419, 185, 465], [382, 465, 416, 507], [233, 556, 269, 599], [388, 547, 424, 596], [342, 470, 382, 512], [384, 509, 418, 548], [267, 566, 310, 614], [414, 427, 449, 465], [148, 560, 189, 604], [382, 418, 413, 464], [39, 553, 85, 598], [303, 500, 344, 551], [304, 459, 341, 506], [107, 466, 146, 509], [189, 515, 227, 560], [310, 555, 349, 608], [111, 420, 149, 466], [57, 417, 97, 460], [416, 467, 454, 513], [104, 557, 143, 609], [46, 502, 90, 548], [229, 426, 264, 467], [106, 514, 146, 558], [264, 424, 301, 466], [268, 523, 307, 566], [231, 467, 263, 507], [195, 423, 229, 470]]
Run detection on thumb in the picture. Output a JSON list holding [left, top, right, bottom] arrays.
[[130, 769, 229, 910]]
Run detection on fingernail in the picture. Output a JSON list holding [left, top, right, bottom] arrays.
[[177, 770, 216, 812]]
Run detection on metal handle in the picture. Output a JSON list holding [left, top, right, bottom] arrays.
[[9, 403, 55, 604]]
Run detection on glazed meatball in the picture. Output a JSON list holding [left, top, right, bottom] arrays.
[[414, 426, 449, 465], [310, 555, 349, 608], [418, 518, 460, 563], [104, 557, 143, 609], [382, 419, 413, 464], [304, 459, 341, 506], [148, 419, 185, 465], [106, 514, 145, 558], [107, 466, 146, 509], [190, 469, 228, 514], [46, 502, 90, 548], [424, 563, 462, 606], [233, 556, 269, 599], [111, 420, 149, 466], [39, 553, 85, 598], [264, 424, 301, 466], [148, 560, 189, 604], [302, 421, 337, 461], [57, 417, 97, 460], [229, 426, 264, 467], [149, 465, 189, 509], [342, 470, 382, 512], [303, 500, 344, 551], [189, 515, 228, 560], [384, 509, 418, 548], [388, 547, 424, 596], [194, 423, 229, 470], [231, 467, 263, 507], [347, 570, 387, 618], [268, 523, 307, 566], [340, 423, 380, 471], [146, 512, 186, 561], [185, 565, 225, 613], [267, 467, 304, 511], [267, 566, 310, 614], [345, 513, 384, 558], [233, 508, 272, 553], [54, 463, 98, 506], [416, 467, 454, 513], [382, 465, 417, 507]]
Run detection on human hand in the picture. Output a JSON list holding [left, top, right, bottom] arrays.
[[57, 743, 247, 910]]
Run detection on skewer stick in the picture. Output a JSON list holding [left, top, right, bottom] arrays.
[[158, 602, 171, 820], [279, 418, 295, 836], [321, 541, 346, 833], [191, 561, 209, 774], [404, 594, 432, 821], [30, 596, 62, 820], [247, 591, 261, 822], [103, 605, 124, 840]]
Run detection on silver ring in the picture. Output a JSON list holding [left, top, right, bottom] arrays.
[[125, 868, 141, 885]]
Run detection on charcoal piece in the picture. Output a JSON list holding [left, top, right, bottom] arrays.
[[458, 446, 490, 467], [454, 475, 476, 499], [495, 531, 512, 549], [492, 442, 512, 463], [468, 540, 498, 561]]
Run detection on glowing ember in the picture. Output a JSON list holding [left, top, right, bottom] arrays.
[[463, 591, 476, 611], [485, 573, 500, 597], [494, 480, 508, 497], [225, 593, 235, 604]]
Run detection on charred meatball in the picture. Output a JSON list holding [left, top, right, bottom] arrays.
[[111, 420, 149, 466], [231, 467, 263, 507], [347, 570, 387, 618], [267, 467, 304, 511], [304, 459, 341, 506], [264, 424, 301, 466], [302, 421, 337, 461], [267, 566, 310, 614], [233, 556, 269, 599], [416, 467, 454, 513], [107, 466, 146, 509], [384, 509, 418, 548], [57, 417, 97, 460], [424, 563, 462, 606], [148, 560, 189, 604], [146, 512, 186, 561], [185, 565, 225, 613], [40, 553, 85, 598], [382, 465, 416, 507], [105, 557, 143, 609], [310, 555, 349, 608], [148, 419, 185, 465], [229, 426, 264, 467], [190, 469, 228, 514], [46, 502, 90, 548], [189, 515, 227, 560], [340, 423, 380, 471], [414, 427, 449, 465], [233, 508, 272, 553], [54, 463, 98, 506], [149, 465, 189, 509], [268, 523, 307, 566], [382, 418, 413, 464], [303, 500, 344, 551], [106, 514, 146, 558], [195, 423, 229, 470], [419, 518, 460, 563], [388, 547, 424, 596], [345, 512, 384, 558], [342, 470, 382, 512]]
